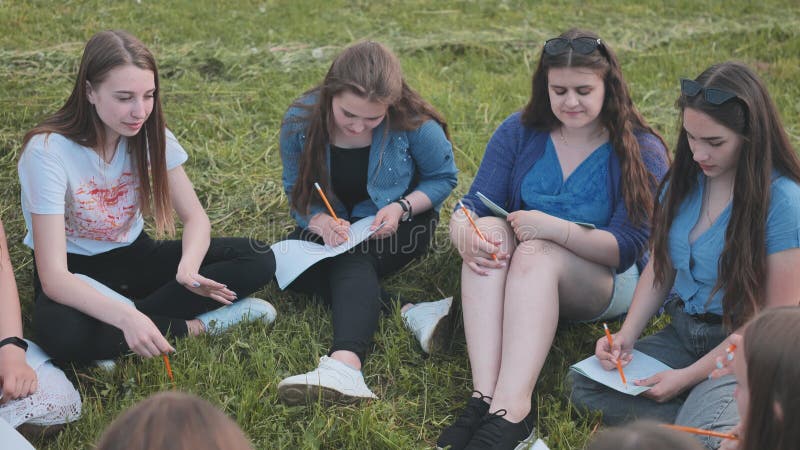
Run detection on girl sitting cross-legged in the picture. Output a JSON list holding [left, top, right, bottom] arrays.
[[277, 40, 458, 406], [569, 61, 800, 450], [18, 30, 277, 366]]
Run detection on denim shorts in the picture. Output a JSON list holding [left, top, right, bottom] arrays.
[[581, 263, 639, 323]]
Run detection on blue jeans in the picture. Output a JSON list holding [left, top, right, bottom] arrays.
[[568, 297, 739, 449]]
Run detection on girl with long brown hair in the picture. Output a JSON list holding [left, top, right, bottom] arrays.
[[719, 307, 800, 450], [441, 29, 669, 450], [571, 62, 800, 450], [18, 30, 276, 365], [277, 41, 458, 405]]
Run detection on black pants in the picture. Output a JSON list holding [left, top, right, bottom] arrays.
[[33, 232, 275, 362], [287, 210, 438, 363]]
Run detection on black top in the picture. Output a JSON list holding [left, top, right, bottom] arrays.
[[330, 144, 371, 214]]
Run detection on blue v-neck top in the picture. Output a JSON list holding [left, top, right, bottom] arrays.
[[521, 137, 612, 227], [667, 172, 800, 315]]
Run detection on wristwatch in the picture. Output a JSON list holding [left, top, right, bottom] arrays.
[[394, 199, 411, 222], [0, 336, 28, 352]]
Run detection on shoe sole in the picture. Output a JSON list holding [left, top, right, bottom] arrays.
[[513, 428, 538, 450], [278, 383, 373, 407], [426, 311, 452, 354]]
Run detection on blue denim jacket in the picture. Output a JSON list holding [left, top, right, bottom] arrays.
[[280, 96, 458, 228]]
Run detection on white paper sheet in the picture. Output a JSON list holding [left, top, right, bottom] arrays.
[[272, 216, 382, 289], [570, 350, 672, 395]]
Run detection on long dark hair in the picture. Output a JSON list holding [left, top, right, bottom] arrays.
[[651, 62, 800, 329], [286, 40, 450, 215], [740, 307, 800, 450], [521, 28, 667, 226], [22, 30, 173, 235]]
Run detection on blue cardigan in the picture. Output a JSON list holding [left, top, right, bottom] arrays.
[[461, 112, 669, 273], [280, 96, 458, 228]]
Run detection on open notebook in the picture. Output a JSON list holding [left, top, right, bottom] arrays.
[[570, 350, 672, 395], [271, 216, 382, 289]]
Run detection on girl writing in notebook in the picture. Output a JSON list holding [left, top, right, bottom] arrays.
[[18, 30, 276, 365], [441, 29, 669, 450], [278, 41, 458, 405], [570, 62, 800, 450]]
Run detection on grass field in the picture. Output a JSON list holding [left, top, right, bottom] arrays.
[[1, 1, 799, 448]]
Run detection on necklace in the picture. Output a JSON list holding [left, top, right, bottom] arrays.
[[558, 126, 607, 146], [703, 179, 734, 225]]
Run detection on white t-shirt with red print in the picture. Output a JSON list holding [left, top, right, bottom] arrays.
[[18, 129, 188, 256]]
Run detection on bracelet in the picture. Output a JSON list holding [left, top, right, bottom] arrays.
[[0, 336, 28, 352], [394, 199, 409, 214], [395, 198, 413, 222], [562, 222, 572, 247], [402, 198, 413, 221]]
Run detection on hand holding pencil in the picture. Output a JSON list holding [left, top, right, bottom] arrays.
[[594, 325, 633, 372], [603, 323, 627, 386], [456, 201, 507, 276], [312, 182, 350, 246]]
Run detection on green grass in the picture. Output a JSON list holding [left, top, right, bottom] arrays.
[[1, 1, 799, 448]]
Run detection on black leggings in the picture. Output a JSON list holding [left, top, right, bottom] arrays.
[[33, 232, 275, 362], [286, 210, 438, 363]]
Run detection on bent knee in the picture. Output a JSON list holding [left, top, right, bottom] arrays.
[[512, 239, 567, 269], [567, 371, 609, 411], [475, 216, 514, 242]]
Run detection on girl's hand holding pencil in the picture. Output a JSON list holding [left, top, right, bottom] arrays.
[[309, 213, 351, 247], [312, 181, 351, 246], [595, 329, 633, 371], [453, 202, 508, 276]]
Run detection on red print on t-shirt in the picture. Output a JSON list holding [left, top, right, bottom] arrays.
[[65, 172, 139, 241]]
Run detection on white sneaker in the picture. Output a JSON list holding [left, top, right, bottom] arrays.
[[277, 356, 378, 406], [402, 297, 453, 354], [94, 359, 116, 372], [196, 298, 277, 335]]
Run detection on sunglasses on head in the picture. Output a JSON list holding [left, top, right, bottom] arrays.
[[680, 78, 738, 105], [543, 37, 603, 56]]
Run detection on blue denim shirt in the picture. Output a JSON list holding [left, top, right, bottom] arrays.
[[668, 172, 800, 315], [280, 96, 458, 228]]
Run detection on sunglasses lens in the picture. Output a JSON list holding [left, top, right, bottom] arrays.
[[680, 79, 703, 97], [572, 37, 599, 54], [705, 88, 737, 105], [544, 38, 570, 55]]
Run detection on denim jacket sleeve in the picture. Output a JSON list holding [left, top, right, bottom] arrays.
[[406, 120, 458, 208], [602, 132, 670, 272], [460, 113, 522, 217], [279, 107, 326, 229]]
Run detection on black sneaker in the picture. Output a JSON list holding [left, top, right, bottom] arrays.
[[464, 409, 536, 450], [436, 391, 492, 450]]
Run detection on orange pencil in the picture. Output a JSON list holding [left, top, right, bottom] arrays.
[[725, 343, 737, 361], [662, 424, 739, 441], [162, 353, 174, 383], [458, 201, 498, 261], [314, 182, 347, 241], [603, 323, 627, 386], [314, 182, 340, 222]]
